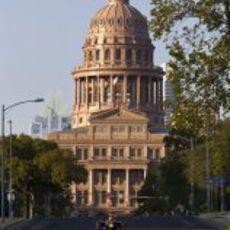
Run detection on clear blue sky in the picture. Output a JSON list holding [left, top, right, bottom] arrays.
[[0, 0, 169, 135]]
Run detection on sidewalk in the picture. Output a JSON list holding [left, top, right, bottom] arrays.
[[0, 218, 26, 230], [199, 213, 230, 230]]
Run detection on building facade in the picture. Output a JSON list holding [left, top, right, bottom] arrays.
[[48, 0, 166, 214], [162, 64, 175, 126]]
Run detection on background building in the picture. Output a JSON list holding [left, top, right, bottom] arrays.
[[29, 114, 71, 139], [29, 94, 71, 139], [48, 0, 166, 215], [162, 63, 175, 126]]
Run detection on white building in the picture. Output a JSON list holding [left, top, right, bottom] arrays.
[[161, 64, 175, 126], [29, 113, 71, 139]]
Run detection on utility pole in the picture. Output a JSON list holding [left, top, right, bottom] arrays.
[[1, 98, 44, 222], [8, 120, 13, 219], [220, 176, 225, 213], [205, 118, 211, 213], [1, 105, 5, 222], [190, 137, 195, 212]]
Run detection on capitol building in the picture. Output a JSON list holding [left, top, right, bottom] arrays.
[[48, 0, 166, 214]]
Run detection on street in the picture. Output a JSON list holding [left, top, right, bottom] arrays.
[[6, 216, 224, 230]]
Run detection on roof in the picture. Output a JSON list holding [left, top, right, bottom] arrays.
[[88, 0, 149, 38], [89, 107, 149, 123]]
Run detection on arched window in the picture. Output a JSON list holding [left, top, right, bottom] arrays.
[[96, 49, 100, 61], [136, 49, 142, 64], [105, 49, 110, 62], [89, 51, 93, 62], [126, 49, 132, 63]]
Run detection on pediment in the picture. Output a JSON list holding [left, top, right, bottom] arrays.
[[89, 108, 148, 123]]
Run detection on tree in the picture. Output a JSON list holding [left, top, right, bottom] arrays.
[[150, 0, 230, 133], [137, 165, 167, 215], [2, 135, 87, 217]]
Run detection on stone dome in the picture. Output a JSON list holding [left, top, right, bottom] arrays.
[[88, 0, 149, 39]]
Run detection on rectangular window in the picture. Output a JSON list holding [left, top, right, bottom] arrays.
[[112, 148, 118, 159], [112, 148, 124, 159], [95, 126, 107, 133], [83, 191, 88, 205], [94, 147, 107, 159], [115, 49, 121, 60], [94, 148, 100, 158], [83, 149, 88, 160], [131, 126, 143, 133], [120, 149, 124, 158], [147, 148, 154, 160], [96, 49, 100, 61], [136, 49, 142, 64], [145, 50, 149, 62], [76, 147, 88, 161], [118, 191, 124, 204], [76, 191, 82, 206], [137, 125, 143, 132], [137, 148, 142, 157], [102, 148, 107, 157], [76, 148, 82, 160], [130, 148, 135, 159], [156, 149, 160, 160], [112, 126, 125, 133], [126, 49, 132, 62]]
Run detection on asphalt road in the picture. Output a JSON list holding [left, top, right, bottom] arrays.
[[6, 216, 224, 230]]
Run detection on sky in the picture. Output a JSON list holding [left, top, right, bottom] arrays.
[[0, 0, 169, 135]]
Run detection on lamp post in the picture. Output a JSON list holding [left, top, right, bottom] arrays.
[[8, 120, 13, 219], [175, 135, 195, 212], [1, 98, 44, 222]]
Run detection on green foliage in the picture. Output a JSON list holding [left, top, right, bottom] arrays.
[[137, 166, 168, 215], [1, 135, 87, 217], [150, 0, 230, 133], [160, 152, 190, 209], [137, 153, 190, 214], [138, 120, 230, 213], [210, 119, 230, 178]]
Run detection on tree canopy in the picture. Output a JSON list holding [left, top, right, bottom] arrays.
[[2, 135, 87, 217], [150, 0, 230, 133]]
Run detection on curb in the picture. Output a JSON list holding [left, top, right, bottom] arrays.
[[2, 219, 31, 230]]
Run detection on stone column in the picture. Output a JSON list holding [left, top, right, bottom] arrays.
[[123, 75, 127, 103], [88, 169, 93, 206], [107, 169, 111, 206], [125, 169, 130, 207], [148, 77, 152, 104], [160, 79, 163, 111], [108, 146, 112, 160], [81, 79, 85, 104], [92, 77, 95, 104], [136, 76, 141, 108], [97, 76, 100, 108], [74, 80, 77, 105], [101, 78, 104, 104], [153, 79, 156, 108], [143, 168, 147, 180], [156, 79, 159, 110], [86, 77, 89, 108], [144, 146, 148, 160], [77, 79, 80, 107], [110, 75, 113, 104]]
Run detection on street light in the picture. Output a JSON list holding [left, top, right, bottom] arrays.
[[8, 120, 13, 219], [1, 98, 44, 222], [174, 135, 195, 212]]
